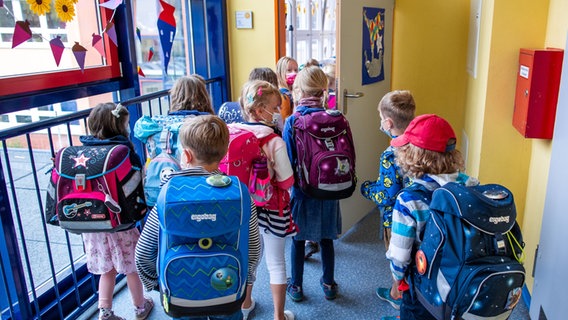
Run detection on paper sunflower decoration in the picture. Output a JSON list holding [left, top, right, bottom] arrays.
[[55, 0, 75, 23], [26, 0, 50, 16]]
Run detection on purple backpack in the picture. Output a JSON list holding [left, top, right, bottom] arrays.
[[293, 109, 356, 199]]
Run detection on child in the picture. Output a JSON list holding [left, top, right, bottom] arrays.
[[382, 114, 479, 320], [135, 115, 261, 320], [322, 63, 336, 110], [134, 74, 215, 161], [282, 66, 341, 301], [360, 90, 415, 310], [80, 103, 154, 320], [275, 56, 299, 120], [232, 80, 296, 320]]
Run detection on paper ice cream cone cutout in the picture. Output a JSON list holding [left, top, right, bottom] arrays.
[[12, 20, 32, 48], [104, 21, 118, 47], [50, 36, 65, 66], [92, 33, 105, 56], [72, 42, 87, 73]]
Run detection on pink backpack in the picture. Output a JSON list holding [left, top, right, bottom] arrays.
[[219, 125, 278, 206], [45, 144, 147, 233]]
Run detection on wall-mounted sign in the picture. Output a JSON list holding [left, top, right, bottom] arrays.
[[236, 11, 253, 29]]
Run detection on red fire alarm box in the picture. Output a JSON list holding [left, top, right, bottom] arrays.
[[512, 48, 564, 139]]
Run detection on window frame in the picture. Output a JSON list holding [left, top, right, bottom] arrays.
[[0, 0, 134, 114]]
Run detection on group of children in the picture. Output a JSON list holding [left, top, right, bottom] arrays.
[[72, 53, 472, 320]]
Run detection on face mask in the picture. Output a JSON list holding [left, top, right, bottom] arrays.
[[262, 109, 283, 130], [286, 73, 297, 86], [380, 120, 396, 139]]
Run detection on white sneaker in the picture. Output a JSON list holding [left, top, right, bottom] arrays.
[[242, 298, 256, 320], [284, 310, 295, 320]]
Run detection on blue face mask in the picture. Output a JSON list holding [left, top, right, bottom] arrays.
[[380, 119, 396, 139]]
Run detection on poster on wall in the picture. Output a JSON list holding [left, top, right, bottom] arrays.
[[362, 7, 385, 85]]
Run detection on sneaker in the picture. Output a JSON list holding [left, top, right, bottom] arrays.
[[320, 277, 338, 300], [376, 287, 402, 310], [305, 241, 320, 259], [284, 310, 295, 320], [135, 297, 154, 320], [380, 317, 400, 320], [99, 311, 125, 320], [286, 279, 304, 302], [241, 298, 256, 320]]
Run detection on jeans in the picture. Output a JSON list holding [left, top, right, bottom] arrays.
[[290, 238, 335, 286], [400, 290, 436, 320]]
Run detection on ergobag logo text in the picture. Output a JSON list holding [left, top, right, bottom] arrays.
[[293, 109, 356, 199], [411, 183, 526, 320], [45, 145, 147, 233], [156, 174, 250, 318]]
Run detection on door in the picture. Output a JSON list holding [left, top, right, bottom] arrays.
[[337, 0, 395, 232], [529, 33, 568, 320]]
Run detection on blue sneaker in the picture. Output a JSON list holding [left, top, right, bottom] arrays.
[[286, 279, 304, 302], [376, 287, 402, 310], [320, 277, 338, 300]]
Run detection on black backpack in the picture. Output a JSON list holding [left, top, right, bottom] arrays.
[[411, 182, 525, 320]]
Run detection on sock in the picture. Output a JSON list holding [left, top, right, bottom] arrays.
[[99, 308, 113, 319]]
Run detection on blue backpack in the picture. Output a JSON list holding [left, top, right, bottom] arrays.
[[410, 182, 526, 320], [156, 174, 250, 318]]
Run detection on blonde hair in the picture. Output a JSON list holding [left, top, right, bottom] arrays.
[[395, 143, 464, 179], [179, 115, 229, 164], [322, 63, 336, 88], [292, 66, 328, 104], [379, 90, 416, 131], [276, 56, 298, 89], [169, 74, 214, 114], [239, 80, 282, 122], [88, 102, 129, 139]]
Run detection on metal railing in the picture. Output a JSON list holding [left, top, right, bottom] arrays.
[[0, 76, 223, 319]]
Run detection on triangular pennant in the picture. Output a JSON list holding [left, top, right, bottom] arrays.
[[104, 21, 118, 47], [99, 0, 122, 10], [136, 27, 141, 42], [138, 66, 145, 77], [12, 20, 32, 48], [49, 36, 65, 66], [92, 33, 105, 56], [147, 47, 154, 61], [157, 0, 176, 73], [72, 42, 87, 73]]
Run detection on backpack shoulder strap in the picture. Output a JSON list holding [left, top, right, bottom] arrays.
[[259, 133, 279, 147]]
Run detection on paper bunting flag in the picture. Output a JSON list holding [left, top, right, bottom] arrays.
[[157, 0, 176, 73], [72, 42, 87, 73], [50, 36, 65, 66], [12, 20, 32, 48], [92, 33, 105, 56], [147, 47, 154, 61], [137, 66, 145, 77], [104, 21, 118, 47], [136, 27, 141, 42], [99, 0, 122, 10]]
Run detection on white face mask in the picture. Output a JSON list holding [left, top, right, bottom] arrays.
[[263, 109, 283, 130]]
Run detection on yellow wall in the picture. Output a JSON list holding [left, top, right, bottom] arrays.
[[391, 1, 469, 138], [521, 0, 568, 291], [227, 1, 277, 101]]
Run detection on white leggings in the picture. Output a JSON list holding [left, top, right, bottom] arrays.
[[260, 229, 287, 285]]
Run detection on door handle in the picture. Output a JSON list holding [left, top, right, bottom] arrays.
[[342, 89, 364, 114]]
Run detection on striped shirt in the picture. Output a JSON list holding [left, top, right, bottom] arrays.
[[134, 167, 261, 291], [386, 173, 478, 280]]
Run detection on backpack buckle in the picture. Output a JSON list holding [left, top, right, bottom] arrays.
[[324, 138, 335, 151], [75, 174, 86, 191]]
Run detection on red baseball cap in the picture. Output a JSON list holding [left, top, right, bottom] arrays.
[[390, 114, 456, 153]]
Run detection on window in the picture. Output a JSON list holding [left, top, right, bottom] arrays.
[[0, 0, 124, 108], [285, 0, 336, 64]]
